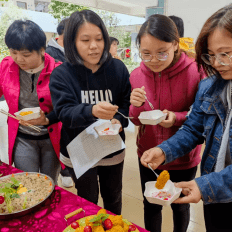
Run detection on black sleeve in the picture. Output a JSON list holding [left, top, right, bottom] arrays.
[[49, 67, 96, 128], [45, 110, 59, 127], [113, 64, 131, 128]]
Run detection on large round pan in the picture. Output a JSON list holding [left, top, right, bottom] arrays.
[[0, 172, 55, 220]]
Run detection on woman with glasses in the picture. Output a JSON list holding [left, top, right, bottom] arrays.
[[140, 4, 232, 232], [129, 14, 205, 232]]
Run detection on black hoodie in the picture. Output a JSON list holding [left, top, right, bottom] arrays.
[[49, 57, 131, 159]]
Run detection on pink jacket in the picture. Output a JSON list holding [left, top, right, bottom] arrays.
[[0, 54, 64, 168], [129, 52, 205, 170]]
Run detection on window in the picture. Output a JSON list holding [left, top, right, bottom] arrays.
[[17, 1, 27, 9]]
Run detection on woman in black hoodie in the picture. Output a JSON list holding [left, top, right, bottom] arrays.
[[49, 10, 131, 215]]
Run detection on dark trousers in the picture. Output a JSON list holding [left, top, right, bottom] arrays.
[[67, 161, 124, 215], [204, 202, 232, 232], [139, 159, 197, 232]]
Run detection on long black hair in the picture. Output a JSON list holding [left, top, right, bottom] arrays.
[[64, 10, 111, 66]]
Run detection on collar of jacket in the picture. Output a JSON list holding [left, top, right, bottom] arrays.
[[202, 75, 228, 103], [8, 53, 59, 75], [140, 52, 195, 80], [200, 75, 229, 125]]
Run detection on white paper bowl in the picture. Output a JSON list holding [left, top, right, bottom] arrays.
[[144, 180, 182, 206], [138, 110, 167, 125], [14, 107, 41, 121], [94, 121, 121, 136]]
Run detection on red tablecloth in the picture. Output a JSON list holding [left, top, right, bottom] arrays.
[[0, 163, 148, 232]]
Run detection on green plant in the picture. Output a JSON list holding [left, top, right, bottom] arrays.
[[0, 177, 21, 213], [48, 0, 88, 22], [89, 213, 110, 226], [91, 9, 131, 49], [122, 58, 140, 74], [0, 0, 8, 7], [0, 2, 28, 61]]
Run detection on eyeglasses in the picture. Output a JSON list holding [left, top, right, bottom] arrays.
[[201, 53, 232, 66], [139, 51, 169, 62]]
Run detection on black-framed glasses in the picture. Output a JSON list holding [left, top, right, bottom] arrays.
[[201, 53, 232, 66], [139, 51, 169, 62]]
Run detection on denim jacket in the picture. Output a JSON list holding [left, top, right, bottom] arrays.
[[158, 75, 232, 205]]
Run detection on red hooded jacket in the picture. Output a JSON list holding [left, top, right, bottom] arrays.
[[129, 52, 205, 170]]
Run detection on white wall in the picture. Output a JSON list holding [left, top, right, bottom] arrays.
[[167, 0, 232, 42]]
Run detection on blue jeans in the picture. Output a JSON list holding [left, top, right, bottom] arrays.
[[67, 161, 124, 215], [139, 159, 197, 232]]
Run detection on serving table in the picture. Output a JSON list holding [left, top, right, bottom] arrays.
[[0, 162, 148, 232]]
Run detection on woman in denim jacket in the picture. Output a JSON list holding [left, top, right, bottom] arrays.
[[140, 4, 232, 232]]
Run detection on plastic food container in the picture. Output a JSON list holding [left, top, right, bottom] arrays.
[[138, 110, 167, 125], [15, 107, 41, 121], [94, 121, 121, 136], [144, 180, 182, 206]]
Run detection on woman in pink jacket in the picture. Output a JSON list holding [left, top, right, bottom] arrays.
[[129, 15, 205, 232], [0, 20, 63, 184]]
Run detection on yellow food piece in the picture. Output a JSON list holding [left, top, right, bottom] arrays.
[[107, 225, 124, 232], [97, 209, 107, 215], [85, 216, 95, 226], [19, 111, 33, 116], [108, 215, 124, 227], [123, 223, 129, 232], [75, 227, 84, 232], [92, 225, 105, 232], [17, 185, 28, 194], [155, 170, 170, 189]]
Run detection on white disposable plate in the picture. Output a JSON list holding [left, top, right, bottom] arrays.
[[14, 107, 41, 121], [94, 121, 121, 136], [144, 180, 182, 206], [138, 110, 167, 125]]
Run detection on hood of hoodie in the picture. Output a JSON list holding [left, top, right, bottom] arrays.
[[47, 38, 64, 53], [140, 52, 195, 80], [69, 54, 113, 83]]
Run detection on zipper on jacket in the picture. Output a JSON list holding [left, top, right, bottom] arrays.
[[159, 72, 161, 77]]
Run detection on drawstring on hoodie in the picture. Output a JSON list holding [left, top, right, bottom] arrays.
[[104, 69, 111, 103]]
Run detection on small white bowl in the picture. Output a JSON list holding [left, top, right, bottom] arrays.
[[15, 107, 41, 121], [138, 110, 167, 125], [144, 180, 182, 206], [94, 121, 121, 136]]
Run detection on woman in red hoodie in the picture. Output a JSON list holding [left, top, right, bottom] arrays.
[[129, 14, 205, 232]]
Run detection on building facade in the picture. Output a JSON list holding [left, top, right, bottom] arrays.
[[5, 0, 51, 12]]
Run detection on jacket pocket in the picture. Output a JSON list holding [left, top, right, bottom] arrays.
[[202, 115, 217, 139], [200, 101, 216, 114]]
